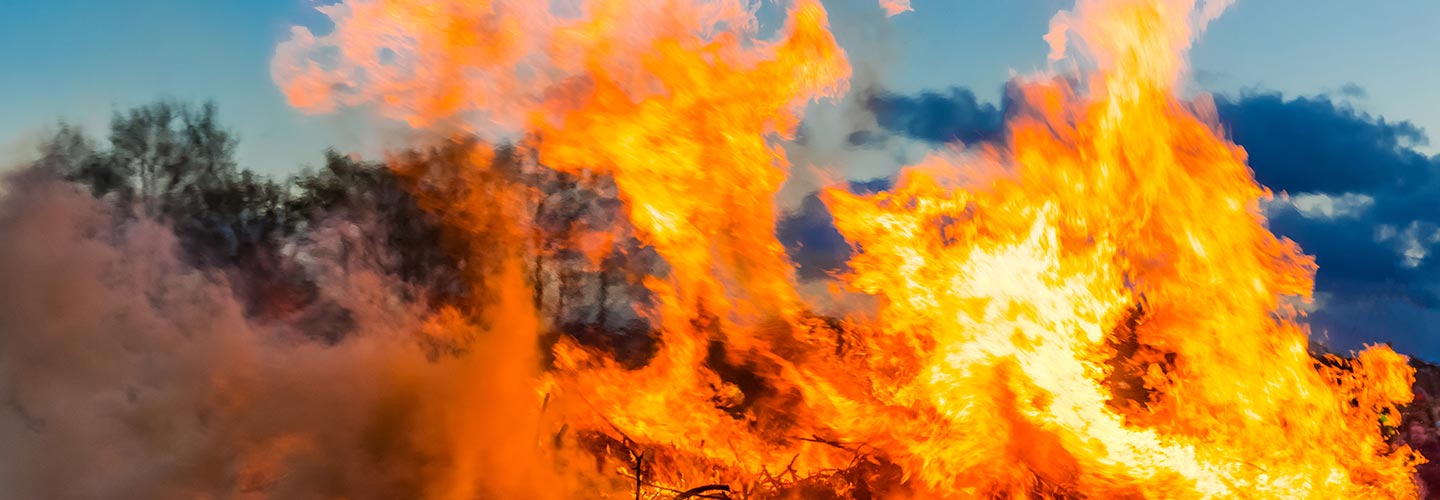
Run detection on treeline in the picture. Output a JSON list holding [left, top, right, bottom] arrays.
[[27, 99, 657, 348]]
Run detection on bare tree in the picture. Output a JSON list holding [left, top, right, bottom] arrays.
[[106, 100, 236, 217]]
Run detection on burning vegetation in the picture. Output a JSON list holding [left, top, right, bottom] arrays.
[[1, 0, 1435, 498]]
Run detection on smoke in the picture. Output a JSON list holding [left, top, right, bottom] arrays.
[[877, 0, 911, 17], [0, 169, 565, 499], [1, 128, 47, 174]]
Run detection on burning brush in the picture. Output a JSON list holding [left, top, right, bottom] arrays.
[[0, 0, 1424, 499], [265, 0, 1425, 498]]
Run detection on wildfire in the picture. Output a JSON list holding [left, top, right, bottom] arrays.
[[273, 0, 1421, 498]]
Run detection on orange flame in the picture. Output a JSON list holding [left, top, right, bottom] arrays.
[[275, 0, 1420, 498]]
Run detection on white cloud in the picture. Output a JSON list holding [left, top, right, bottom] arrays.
[[1374, 221, 1440, 268], [1281, 192, 1375, 219]]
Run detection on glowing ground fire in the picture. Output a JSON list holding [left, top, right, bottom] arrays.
[[272, 0, 1422, 498]]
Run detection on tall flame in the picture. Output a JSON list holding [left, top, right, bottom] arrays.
[[274, 0, 1421, 498]]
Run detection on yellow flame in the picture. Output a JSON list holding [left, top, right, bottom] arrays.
[[274, 0, 1420, 498]]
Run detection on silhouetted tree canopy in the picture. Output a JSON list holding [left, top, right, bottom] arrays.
[[29, 99, 657, 346]]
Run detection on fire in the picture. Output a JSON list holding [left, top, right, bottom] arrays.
[[274, 0, 1421, 498]]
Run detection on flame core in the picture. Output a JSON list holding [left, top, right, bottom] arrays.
[[274, 0, 1420, 498]]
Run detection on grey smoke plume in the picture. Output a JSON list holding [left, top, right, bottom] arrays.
[[0, 170, 558, 499]]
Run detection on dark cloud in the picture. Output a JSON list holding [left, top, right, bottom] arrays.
[[785, 85, 1440, 359], [778, 194, 849, 281], [778, 178, 890, 280], [1308, 298, 1440, 361], [1214, 92, 1440, 356], [1264, 206, 1440, 307], [1215, 91, 1432, 195], [862, 87, 1004, 145]]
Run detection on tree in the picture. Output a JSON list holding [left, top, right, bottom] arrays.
[[291, 150, 463, 305], [36, 123, 130, 203], [29, 99, 659, 345], [106, 100, 237, 218], [33, 101, 322, 332]]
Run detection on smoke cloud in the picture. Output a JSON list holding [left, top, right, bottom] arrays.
[[0, 170, 563, 499]]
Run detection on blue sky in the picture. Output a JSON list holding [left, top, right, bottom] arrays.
[[3, 0, 1437, 173], [0, 0, 344, 172]]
